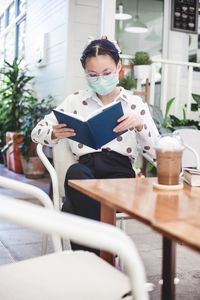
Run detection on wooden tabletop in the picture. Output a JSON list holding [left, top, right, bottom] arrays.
[[69, 177, 200, 252]]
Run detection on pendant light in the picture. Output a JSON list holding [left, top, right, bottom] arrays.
[[125, 0, 148, 33], [115, 3, 132, 21]]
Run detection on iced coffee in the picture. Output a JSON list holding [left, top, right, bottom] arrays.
[[156, 135, 184, 185]]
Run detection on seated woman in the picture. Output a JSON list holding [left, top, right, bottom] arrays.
[[32, 37, 159, 252]]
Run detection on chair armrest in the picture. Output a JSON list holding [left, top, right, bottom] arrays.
[[37, 144, 60, 210], [0, 176, 62, 252], [0, 196, 148, 300]]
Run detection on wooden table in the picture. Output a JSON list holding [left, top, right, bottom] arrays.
[[69, 177, 200, 300]]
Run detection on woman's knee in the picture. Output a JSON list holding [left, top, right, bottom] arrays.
[[65, 163, 93, 180]]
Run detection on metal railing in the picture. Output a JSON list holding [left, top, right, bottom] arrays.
[[149, 59, 200, 117]]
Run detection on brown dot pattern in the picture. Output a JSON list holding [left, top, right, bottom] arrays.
[[148, 131, 151, 137], [140, 109, 145, 115], [73, 110, 77, 114], [47, 129, 50, 135], [126, 147, 132, 153], [129, 127, 134, 131], [122, 94, 127, 99], [153, 158, 157, 162], [144, 124, 147, 130], [45, 122, 48, 126], [44, 140, 49, 144], [38, 129, 41, 135], [78, 143, 83, 149], [105, 147, 111, 151], [116, 136, 123, 142], [82, 100, 88, 105], [60, 108, 64, 112], [144, 146, 150, 150], [74, 92, 79, 95], [131, 104, 136, 110]]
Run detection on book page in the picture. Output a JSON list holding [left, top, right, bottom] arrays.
[[53, 110, 85, 122], [87, 101, 118, 120]]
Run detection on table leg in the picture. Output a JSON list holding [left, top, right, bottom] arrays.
[[162, 237, 176, 300], [100, 203, 116, 266]]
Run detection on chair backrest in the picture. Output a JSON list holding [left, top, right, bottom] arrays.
[[173, 129, 200, 169], [52, 139, 76, 199], [0, 193, 149, 300]]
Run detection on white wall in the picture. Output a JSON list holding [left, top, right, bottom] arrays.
[[25, 0, 70, 104], [25, 0, 102, 105], [162, 0, 200, 119], [65, 0, 101, 95]]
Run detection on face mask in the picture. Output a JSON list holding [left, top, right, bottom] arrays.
[[86, 72, 119, 96]]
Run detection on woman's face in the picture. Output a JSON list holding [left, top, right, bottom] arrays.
[[85, 54, 119, 77], [84, 55, 121, 96]]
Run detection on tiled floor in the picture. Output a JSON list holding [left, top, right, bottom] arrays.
[[0, 163, 200, 299]]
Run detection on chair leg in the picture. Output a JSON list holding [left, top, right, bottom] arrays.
[[41, 234, 48, 255]]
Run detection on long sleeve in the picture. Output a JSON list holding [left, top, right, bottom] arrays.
[[135, 102, 160, 165]]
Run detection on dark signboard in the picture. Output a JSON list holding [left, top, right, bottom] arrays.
[[171, 0, 199, 34]]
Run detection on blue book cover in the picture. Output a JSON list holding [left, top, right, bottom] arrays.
[[53, 101, 127, 150]]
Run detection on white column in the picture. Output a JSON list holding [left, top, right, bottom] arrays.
[[99, 0, 116, 40]]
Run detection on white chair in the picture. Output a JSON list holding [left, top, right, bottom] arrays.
[[0, 178, 149, 300], [173, 128, 200, 169], [0, 176, 62, 253], [37, 140, 133, 227]]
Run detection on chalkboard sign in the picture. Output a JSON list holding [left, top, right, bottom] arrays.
[[171, 0, 199, 34]]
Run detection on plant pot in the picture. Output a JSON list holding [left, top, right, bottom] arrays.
[[134, 65, 150, 80], [6, 132, 24, 173], [21, 156, 46, 179]]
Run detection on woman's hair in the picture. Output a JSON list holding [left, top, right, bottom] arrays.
[[80, 39, 120, 69]]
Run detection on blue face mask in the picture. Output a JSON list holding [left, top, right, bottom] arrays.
[[86, 72, 119, 96]]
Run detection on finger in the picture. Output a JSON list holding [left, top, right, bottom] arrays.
[[117, 115, 128, 123], [53, 123, 67, 129], [114, 120, 133, 132]]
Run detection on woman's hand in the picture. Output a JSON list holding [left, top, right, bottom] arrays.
[[51, 124, 76, 140], [113, 113, 143, 133]]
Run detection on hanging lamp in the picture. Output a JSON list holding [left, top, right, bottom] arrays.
[[125, 0, 148, 33], [115, 3, 132, 21]]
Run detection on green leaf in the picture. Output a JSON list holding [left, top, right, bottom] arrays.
[[192, 94, 200, 104], [164, 97, 175, 122]]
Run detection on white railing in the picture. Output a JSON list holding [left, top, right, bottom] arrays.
[[149, 59, 200, 118]]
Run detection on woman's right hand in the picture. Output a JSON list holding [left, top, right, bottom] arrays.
[[51, 124, 76, 140]]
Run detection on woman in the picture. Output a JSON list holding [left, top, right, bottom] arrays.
[[32, 38, 159, 252]]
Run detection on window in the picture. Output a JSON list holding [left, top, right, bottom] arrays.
[[18, 0, 27, 15], [0, 14, 5, 34], [0, 1, 26, 67], [16, 18, 26, 61], [4, 26, 15, 62], [7, 2, 15, 26]]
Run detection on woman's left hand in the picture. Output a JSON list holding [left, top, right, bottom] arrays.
[[113, 113, 143, 133]]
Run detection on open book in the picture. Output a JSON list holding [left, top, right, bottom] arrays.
[[53, 101, 126, 150]]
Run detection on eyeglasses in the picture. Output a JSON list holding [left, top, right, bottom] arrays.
[[86, 70, 116, 82]]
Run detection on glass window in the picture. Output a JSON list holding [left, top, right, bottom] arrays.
[[17, 19, 26, 60], [0, 14, 5, 34], [7, 2, 15, 25], [4, 26, 15, 62], [18, 0, 27, 15]]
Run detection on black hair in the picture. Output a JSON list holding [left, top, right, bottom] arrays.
[[80, 39, 120, 69]]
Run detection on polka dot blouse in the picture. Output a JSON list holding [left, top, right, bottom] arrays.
[[31, 88, 159, 165]]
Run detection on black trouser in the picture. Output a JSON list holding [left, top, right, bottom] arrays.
[[62, 149, 135, 253]]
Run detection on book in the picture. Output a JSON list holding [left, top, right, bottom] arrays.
[[53, 101, 126, 150], [183, 167, 200, 187]]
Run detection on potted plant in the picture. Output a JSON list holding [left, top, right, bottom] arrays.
[[0, 58, 34, 173], [118, 75, 137, 90], [132, 51, 152, 80], [19, 95, 54, 178]]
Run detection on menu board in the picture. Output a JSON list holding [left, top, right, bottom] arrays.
[[171, 0, 199, 34]]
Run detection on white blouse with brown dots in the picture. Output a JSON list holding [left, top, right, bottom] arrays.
[[31, 88, 160, 165]]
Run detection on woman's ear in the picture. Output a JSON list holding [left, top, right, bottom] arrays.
[[117, 63, 122, 73]]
